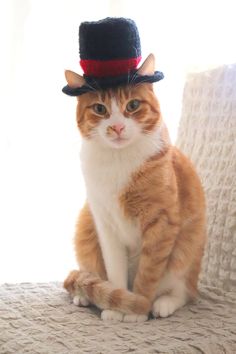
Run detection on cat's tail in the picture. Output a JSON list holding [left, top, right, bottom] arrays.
[[64, 270, 151, 315]]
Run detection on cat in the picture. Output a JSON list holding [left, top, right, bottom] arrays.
[[64, 54, 206, 323]]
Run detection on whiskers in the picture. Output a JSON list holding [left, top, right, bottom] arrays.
[[141, 128, 155, 135], [85, 77, 101, 92], [88, 129, 100, 139], [141, 121, 159, 133], [140, 123, 167, 153], [128, 70, 140, 86], [134, 77, 153, 89], [128, 70, 153, 88]]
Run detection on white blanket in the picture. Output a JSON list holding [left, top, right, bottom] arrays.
[[0, 282, 235, 353]]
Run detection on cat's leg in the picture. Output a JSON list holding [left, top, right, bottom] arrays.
[[152, 225, 205, 318], [66, 199, 130, 320], [65, 204, 107, 306], [152, 277, 188, 318], [74, 204, 107, 279], [93, 218, 129, 322], [132, 213, 179, 303], [98, 233, 128, 289], [122, 215, 178, 323], [122, 259, 149, 323]]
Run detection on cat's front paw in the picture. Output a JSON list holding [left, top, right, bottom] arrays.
[[73, 295, 90, 307], [101, 310, 124, 322], [123, 314, 148, 323], [64, 269, 80, 295], [64, 270, 89, 306], [152, 295, 180, 318]]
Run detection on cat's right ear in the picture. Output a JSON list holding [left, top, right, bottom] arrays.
[[65, 70, 86, 88]]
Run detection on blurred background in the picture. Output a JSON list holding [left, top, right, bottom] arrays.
[[0, 0, 235, 283]]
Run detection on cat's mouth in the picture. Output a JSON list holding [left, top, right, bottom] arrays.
[[112, 137, 129, 143], [109, 136, 131, 148]]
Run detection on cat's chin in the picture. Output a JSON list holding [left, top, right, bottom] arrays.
[[106, 137, 133, 149]]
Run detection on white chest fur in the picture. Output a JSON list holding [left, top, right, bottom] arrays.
[[81, 141, 143, 252], [80, 132, 162, 288]]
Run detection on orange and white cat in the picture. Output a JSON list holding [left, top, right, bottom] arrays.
[[64, 54, 206, 322]]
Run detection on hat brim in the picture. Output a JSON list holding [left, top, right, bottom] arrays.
[[62, 70, 164, 96]]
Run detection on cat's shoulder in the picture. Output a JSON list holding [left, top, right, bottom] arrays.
[[171, 146, 198, 174]]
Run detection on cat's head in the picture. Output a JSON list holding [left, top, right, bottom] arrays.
[[65, 54, 162, 149]]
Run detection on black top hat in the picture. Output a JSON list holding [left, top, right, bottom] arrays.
[[62, 17, 164, 96]]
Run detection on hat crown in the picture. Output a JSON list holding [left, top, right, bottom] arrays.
[[62, 17, 164, 96], [79, 17, 141, 61]]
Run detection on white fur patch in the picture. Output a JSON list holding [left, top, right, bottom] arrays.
[[101, 310, 124, 322], [73, 295, 89, 307], [152, 294, 186, 318], [152, 275, 188, 318]]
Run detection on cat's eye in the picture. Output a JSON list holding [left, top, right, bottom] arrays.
[[92, 103, 107, 115], [126, 99, 141, 112]]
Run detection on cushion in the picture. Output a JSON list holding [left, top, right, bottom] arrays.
[[176, 64, 236, 292]]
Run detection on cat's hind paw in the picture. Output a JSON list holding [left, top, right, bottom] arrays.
[[152, 295, 184, 318], [123, 314, 148, 323], [101, 310, 124, 322]]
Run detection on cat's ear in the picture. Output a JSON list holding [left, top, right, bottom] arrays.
[[65, 70, 86, 88], [137, 53, 155, 76]]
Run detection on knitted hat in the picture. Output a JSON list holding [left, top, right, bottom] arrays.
[[62, 17, 164, 96]]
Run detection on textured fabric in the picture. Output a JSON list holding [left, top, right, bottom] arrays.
[[79, 18, 141, 61], [0, 282, 235, 354], [176, 64, 236, 292]]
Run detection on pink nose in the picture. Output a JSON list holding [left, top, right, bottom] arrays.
[[111, 123, 125, 135]]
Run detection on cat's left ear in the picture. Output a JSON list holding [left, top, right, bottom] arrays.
[[137, 53, 155, 76], [65, 70, 86, 88]]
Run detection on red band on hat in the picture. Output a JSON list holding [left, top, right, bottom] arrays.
[[80, 57, 142, 78]]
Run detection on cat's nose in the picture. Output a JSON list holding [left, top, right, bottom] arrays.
[[111, 123, 125, 135]]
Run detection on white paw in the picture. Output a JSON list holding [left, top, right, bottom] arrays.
[[123, 314, 148, 323], [73, 295, 89, 307], [152, 295, 180, 318], [101, 310, 124, 322]]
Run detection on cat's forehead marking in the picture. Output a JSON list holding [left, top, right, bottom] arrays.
[[98, 87, 130, 108], [99, 89, 114, 102], [111, 98, 121, 115]]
